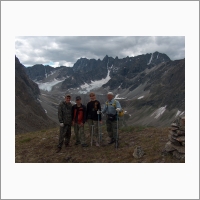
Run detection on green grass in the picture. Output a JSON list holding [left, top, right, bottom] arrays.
[[20, 137, 32, 143], [15, 126, 185, 163]]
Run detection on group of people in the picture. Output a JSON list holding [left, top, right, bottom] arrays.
[[56, 92, 122, 153]]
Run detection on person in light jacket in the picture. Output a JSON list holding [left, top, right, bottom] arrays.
[[102, 92, 122, 144]]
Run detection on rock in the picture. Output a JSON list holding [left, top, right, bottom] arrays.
[[175, 136, 185, 142], [168, 127, 179, 131], [164, 141, 175, 152], [171, 144, 185, 154], [169, 130, 178, 137], [164, 116, 185, 159], [133, 146, 144, 159], [172, 150, 185, 159], [171, 123, 179, 128], [176, 130, 185, 136], [168, 134, 181, 146], [179, 126, 185, 131], [180, 117, 185, 126]]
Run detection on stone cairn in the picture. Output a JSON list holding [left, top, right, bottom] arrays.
[[164, 116, 185, 159]]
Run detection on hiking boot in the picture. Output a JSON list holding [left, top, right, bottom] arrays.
[[65, 144, 71, 148], [75, 141, 81, 145], [82, 144, 89, 147], [56, 147, 61, 153], [108, 138, 115, 144]]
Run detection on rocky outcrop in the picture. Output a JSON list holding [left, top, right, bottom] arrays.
[[163, 116, 185, 159], [25, 64, 56, 81]]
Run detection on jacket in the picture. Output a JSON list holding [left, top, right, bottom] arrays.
[[86, 100, 102, 121], [58, 101, 73, 125], [72, 104, 87, 124], [102, 99, 122, 115]]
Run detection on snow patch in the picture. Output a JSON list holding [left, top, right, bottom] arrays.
[[118, 83, 123, 89], [137, 96, 144, 99], [147, 53, 154, 65], [175, 110, 181, 117], [151, 105, 167, 119], [36, 79, 64, 92], [114, 94, 126, 100], [44, 66, 47, 78], [157, 53, 159, 59], [175, 110, 185, 117], [78, 61, 111, 93], [37, 98, 42, 102], [44, 109, 47, 113]]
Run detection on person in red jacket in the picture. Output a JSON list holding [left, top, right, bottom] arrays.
[[72, 96, 88, 147]]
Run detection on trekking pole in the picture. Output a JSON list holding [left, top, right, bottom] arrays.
[[100, 122, 102, 143], [116, 111, 119, 149], [91, 125, 94, 146], [97, 110, 100, 145]]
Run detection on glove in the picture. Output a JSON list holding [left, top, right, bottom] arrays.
[[60, 123, 64, 127], [116, 108, 121, 112], [97, 110, 101, 114]]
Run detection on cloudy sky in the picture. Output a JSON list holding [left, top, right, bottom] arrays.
[[15, 36, 185, 67]]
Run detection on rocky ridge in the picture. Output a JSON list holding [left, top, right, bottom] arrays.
[[15, 56, 57, 134]]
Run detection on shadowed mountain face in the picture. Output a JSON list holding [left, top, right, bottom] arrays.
[[15, 56, 57, 134]]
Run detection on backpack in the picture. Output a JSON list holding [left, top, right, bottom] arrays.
[[106, 100, 124, 117]]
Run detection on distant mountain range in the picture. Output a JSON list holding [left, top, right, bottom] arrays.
[[25, 51, 171, 91], [16, 51, 185, 129]]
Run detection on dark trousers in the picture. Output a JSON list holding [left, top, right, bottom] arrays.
[[58, 124, 71, 148], [106, 119, 117, 140]]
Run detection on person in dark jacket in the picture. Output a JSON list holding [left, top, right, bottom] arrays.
[[56, 94, 73, 153], [72, 96, 88, 147], [86, 92, 102, 146]]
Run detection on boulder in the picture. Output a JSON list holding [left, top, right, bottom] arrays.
[[172, 150, 185, 160], [176, 130, 185, 136], [133, 146, 144, 159], [164, 141, 175, 152], [169, 130, 178, 137], [171, 144, 185, 154], [175, 136, 185, 142], [168, 134, 181, 146], [171, 122, 179, 128], [168, 127, 179, 131]]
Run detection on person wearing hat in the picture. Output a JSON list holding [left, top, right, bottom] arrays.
[[72, 96, 88, 147], [102, 92, 122, 145], [86, 92, 102, 146], [56, 94, 73, 153]]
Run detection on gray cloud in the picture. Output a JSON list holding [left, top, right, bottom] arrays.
[[15, 36, 185, 67]]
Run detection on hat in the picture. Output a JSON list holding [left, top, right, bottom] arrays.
[[76, 96, 81, 100], [107, 92, 114, 95]]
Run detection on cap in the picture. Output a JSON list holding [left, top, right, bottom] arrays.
[[76, 96, 81, 100], [107, 92, 114, 95]]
